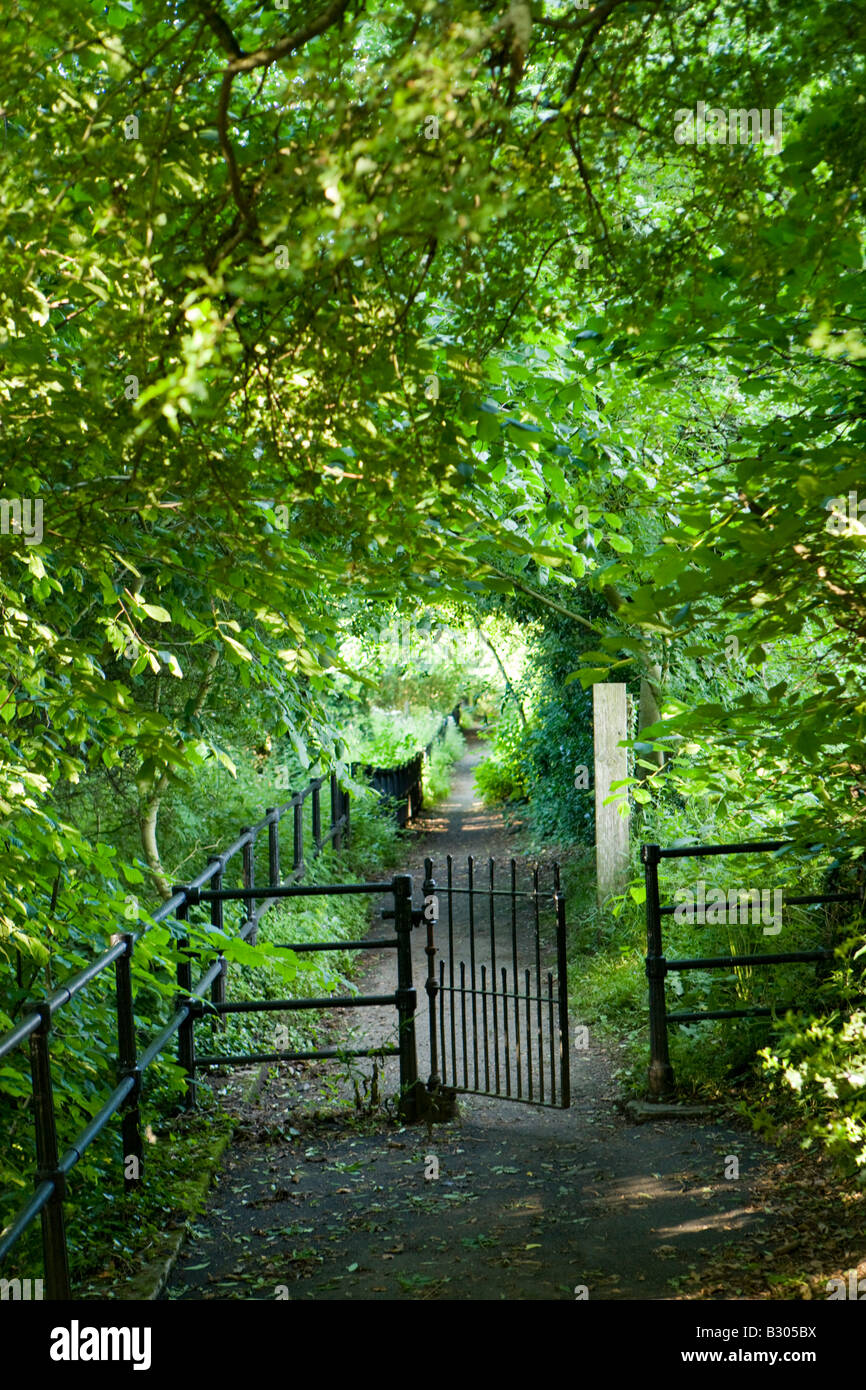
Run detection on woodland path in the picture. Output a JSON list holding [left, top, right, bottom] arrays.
[[163, 739, 785, 1302]]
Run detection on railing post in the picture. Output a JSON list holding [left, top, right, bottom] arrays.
[[393, 873, 419, 1121], [413, 752, 424, 817], [343, 783, 351, 848], [114, 933, 143, 1189], [27, 1002, 71, 1299], [267, 808, 280, 887], [208, 858, 227, 1033], [642, 844, 675, 1098], [175, 895, 197, 1109], [242, 827, 257, 945], [312, 781, 322, 853], [293, 800, 303, 872], [554, 888, 571, 1110], [330, 772, 341, 853], [422, 858, 440, 1092]]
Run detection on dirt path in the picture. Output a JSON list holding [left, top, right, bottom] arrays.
[[163, 739, 782, 1301]]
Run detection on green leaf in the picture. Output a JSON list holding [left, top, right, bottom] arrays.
[[141, 603, 171, 623], [605, 533, 633, 554]]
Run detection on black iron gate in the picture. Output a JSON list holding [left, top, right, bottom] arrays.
[[419, 855, 570, 1110]]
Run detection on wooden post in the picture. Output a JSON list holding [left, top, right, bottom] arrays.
[[593, 682, 630, 906]]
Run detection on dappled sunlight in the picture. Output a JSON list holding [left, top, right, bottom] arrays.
[[459, 814, 504, 832], [655, 1208, 759, 1238]]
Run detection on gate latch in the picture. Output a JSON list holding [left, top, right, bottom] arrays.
[[382, 895, 439, 928]]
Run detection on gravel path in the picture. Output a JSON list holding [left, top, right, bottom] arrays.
[[163, 739, 781, 1301]]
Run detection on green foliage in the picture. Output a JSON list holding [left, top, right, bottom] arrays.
[[4, 0, 866, 1242], [424, 722, 465, 804], [759, 1001, 866, 1175], [474, 722, 530, 805], [345, 708, 444, 767], [474, 615, 597, 845]]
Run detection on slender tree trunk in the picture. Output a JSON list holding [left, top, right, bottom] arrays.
[[139, 646, 219, 898], [637, 654, 665, 776], [476, 629, 527, 727]]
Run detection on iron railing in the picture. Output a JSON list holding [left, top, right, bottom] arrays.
[[0, 772, 357, 1299], [353, 705, 460, 828], [642, 840, 865, 1098], [177, 873, 420, 1118], [0, 708, 462, 1297]]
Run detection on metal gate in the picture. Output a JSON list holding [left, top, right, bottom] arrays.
[[420, 855, 570, 1109]]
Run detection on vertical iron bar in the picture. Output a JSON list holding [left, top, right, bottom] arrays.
[[511, 859, 521, 1100], [293, 796, 303, 874], [176, 897, 196, 1109], [28, 1003, 71, 1299], [439, 960, 447, 1085], [643, 844, 675, 1097], [241, 828, 256, 945], [114, 934, 143, 1190], [208, 859, 226, 1034], [533, 864, 545, 1104], [267, 808, 280, 887], [489, 858, 500, 1095], [502, 967, 511, 1097], [548, 970, 556, 1107], [312, 782, 322, 853], [423, 857, 440, 1091], [468, 855, 478, 1089], [330, 773, 341, 853], [393, 874, 418, 1120], [460, 962, 468, 1089], [555, 886, 571, 1109], [481, 964, 490, 1092], [525, 969, 533, 1102], [447, 854, 456, 1087], [343, 782, 351, 848]]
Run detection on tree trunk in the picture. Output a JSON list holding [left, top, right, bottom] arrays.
[[637, 656, 665, 777], [138, 646, 219, 899], [476, 629, 527, 727]]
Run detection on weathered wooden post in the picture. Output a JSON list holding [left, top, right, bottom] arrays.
[[593, 682, 630, 906]]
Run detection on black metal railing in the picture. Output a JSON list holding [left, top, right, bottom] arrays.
[[176, 873, 420, 1118], [642, 840, 865, 1098], [353, 705, 459, 828], [0, 770, 355, 1299], [0, 708, 464, 1298]]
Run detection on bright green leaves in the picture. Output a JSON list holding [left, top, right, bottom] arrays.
[[605, 532, 634, 555]]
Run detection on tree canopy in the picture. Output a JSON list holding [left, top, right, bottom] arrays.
[[1, 0, 866, 1185]]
